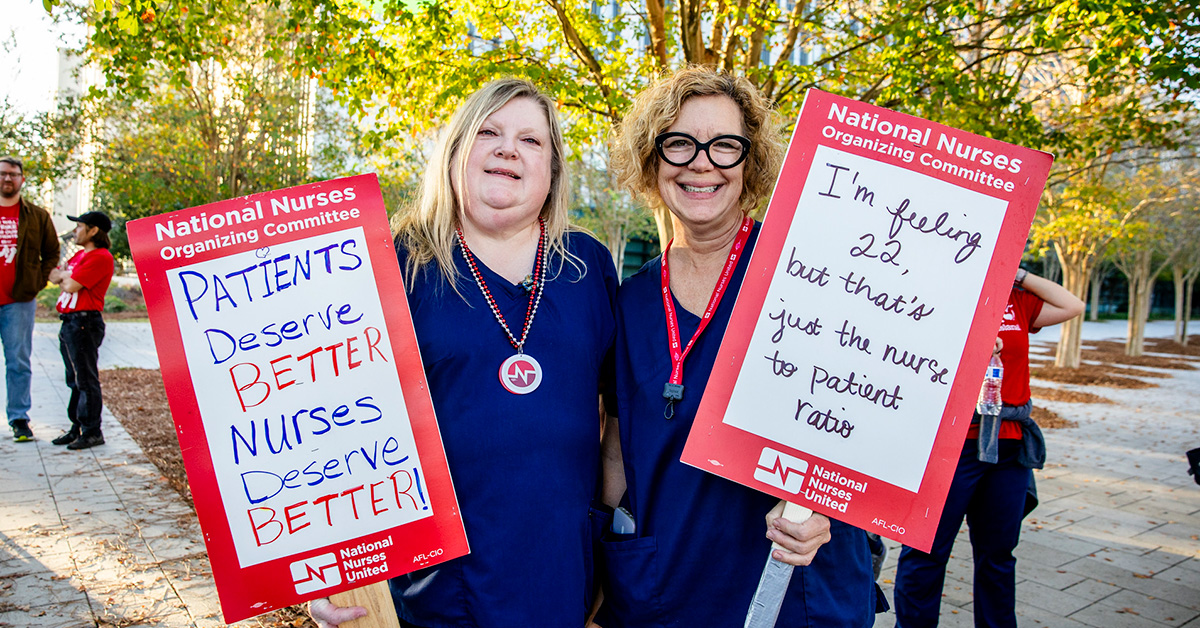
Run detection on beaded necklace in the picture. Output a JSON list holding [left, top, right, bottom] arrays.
[[455, 217, 547, 394]]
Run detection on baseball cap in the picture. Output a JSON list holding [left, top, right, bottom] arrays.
[[68, 211, 112, 233]]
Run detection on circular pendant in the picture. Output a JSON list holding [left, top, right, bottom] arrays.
[[499, 353, 543, 395]]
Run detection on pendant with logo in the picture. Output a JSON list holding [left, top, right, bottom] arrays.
[[499, 353, 543, 395]]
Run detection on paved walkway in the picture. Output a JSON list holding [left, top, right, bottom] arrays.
[[0, 320, 1197, 627], [0, 321, 227, 627], [874, 320, 1200, 627]]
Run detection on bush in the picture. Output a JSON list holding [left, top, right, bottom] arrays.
[[37, 285, 62, 309], [105, 295, 128, 312]]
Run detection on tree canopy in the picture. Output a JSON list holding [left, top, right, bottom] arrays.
[[59, 0, 1200, 245]]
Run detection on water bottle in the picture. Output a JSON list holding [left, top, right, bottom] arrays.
[[976, 353, 1003, 416]]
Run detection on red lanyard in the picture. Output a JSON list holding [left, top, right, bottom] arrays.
[[660, 215, 753, 417]]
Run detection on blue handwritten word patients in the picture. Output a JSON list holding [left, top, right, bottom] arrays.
[[167, 227, 430, 567]]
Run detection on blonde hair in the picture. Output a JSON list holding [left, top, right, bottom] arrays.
[[393, 78, 574, 288], [609, 66, 785, 213]]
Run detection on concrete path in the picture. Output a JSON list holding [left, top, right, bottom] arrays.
[[874, 320, 1200, 627], [0, 320, 1197, 627], [0, 321, 229, 627]]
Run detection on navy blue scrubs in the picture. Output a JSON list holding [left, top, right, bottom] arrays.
[[601, 223, 877, 628], [391, 232, 617, 628]]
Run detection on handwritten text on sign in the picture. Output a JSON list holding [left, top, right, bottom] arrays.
[[682, 89, 1051, 551], [722, 146, 1006, 492], [169, 227, 431, 566]]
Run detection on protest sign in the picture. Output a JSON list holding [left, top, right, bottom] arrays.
[[128, 174, 467, 622], [680, 89, 1052, 552]]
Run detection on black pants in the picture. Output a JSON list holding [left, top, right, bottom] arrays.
[[59, 311, 106, 437]]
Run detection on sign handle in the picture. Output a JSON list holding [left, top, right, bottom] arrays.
[[774, 501, 813, 549], [330, 582, 402, 628]]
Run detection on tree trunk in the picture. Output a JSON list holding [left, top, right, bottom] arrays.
[[1042, 247, 1061, 284], [1088, 264, 1103, 321], [1124, 250, 1152, 357], [607, 223, 627, 277], [1185, 272, 1198, 346], [1175, 266, 1187, 343], [652, 205, 674, 251], [1054, 255, 1090, 368]]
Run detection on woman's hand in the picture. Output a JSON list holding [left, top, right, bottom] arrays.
[[764, 501, 831, 566], [308, 597, 368, 628]]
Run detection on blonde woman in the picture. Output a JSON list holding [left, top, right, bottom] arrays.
[[597, 66, 880, 627], [312, 78, 617, 627]]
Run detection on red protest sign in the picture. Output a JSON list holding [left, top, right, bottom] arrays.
[[680, 89, 1052, 552], [128, 174, 467, 622]]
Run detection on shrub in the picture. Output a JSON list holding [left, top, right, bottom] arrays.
[[38, 285, 62, 309]]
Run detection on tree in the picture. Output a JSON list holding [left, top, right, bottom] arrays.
[[570, 141, 656, 270], [79, 2, 324, 255], [1171, 242, 1200, 345], [1164, 196, 1200, 344], [0, 98, 84, 208], [1110, 217, 1171, 357], [60, 0, 1200, 254], [1030, 180, 1132, 367], [1086, 261, 1112, 322]]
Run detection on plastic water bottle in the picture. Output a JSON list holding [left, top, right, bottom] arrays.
[[976, 353, 1003, 416]]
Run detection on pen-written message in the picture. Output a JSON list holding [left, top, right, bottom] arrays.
[[129, 175, 466, 622], [723, 146, 1004, 491], [681, 89, 1051, 551]]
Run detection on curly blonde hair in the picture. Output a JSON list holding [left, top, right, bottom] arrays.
[[609, 66, 785, 213], [393, 78, 574, 288]]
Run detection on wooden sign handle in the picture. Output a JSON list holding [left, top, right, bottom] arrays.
[[330, 581, 402, 628], [771, 501, 814, 551]]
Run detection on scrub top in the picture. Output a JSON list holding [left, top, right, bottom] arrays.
[[601, 223, 878, 628], [391, 231, 618, 628]]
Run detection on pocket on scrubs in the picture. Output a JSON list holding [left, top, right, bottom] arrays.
[[587, 505, 614, 612], [599, 534, 667, 628]]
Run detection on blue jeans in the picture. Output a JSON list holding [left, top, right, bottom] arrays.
[[894, 439, 1029, 628], [59, 311, 106, 436], [0, 300, 35, 424]]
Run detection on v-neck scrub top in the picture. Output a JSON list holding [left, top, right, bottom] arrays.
[[391, 231, 617, 628], [601, 223, 878, 628]]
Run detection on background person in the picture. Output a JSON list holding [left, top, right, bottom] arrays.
[[893, 269, 1084, 628], [0, 156, 61, 442], [310, 78, 617, 628], [48, 211, 115, 451], [598, 66, 880, 628]]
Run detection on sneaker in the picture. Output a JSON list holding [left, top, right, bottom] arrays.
[[51, 431, 80, 446], [66, 433, 104, 450], [11, 420, 33, 442]]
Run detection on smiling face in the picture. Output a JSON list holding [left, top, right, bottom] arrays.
[[454, 97, 554, 237], [656, 95, 747, 231]]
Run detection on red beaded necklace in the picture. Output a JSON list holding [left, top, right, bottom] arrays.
[[455, 218, 548, 394]]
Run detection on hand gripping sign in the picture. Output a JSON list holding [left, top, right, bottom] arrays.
[[128, 174, 467, 622], [680, 89, 1052, 552]]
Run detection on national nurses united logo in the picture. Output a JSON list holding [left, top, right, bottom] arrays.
[[753, 447, 809, 494], [499, 353, 543, 395], [290, 553, 341, 595]]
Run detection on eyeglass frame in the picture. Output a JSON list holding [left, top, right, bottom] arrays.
[[0, 172, 23, 181], [654, 132, 752, 169]]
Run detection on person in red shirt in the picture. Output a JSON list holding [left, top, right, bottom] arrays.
[[48, 212, 115, 451], [894, 269, 1084, 628], [0, 156, 61, 442]]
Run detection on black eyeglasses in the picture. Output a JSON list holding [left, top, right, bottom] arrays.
[[655, 132, 751, 169]]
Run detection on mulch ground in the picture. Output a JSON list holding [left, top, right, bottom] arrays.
[[98, 369, 315, 628]]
